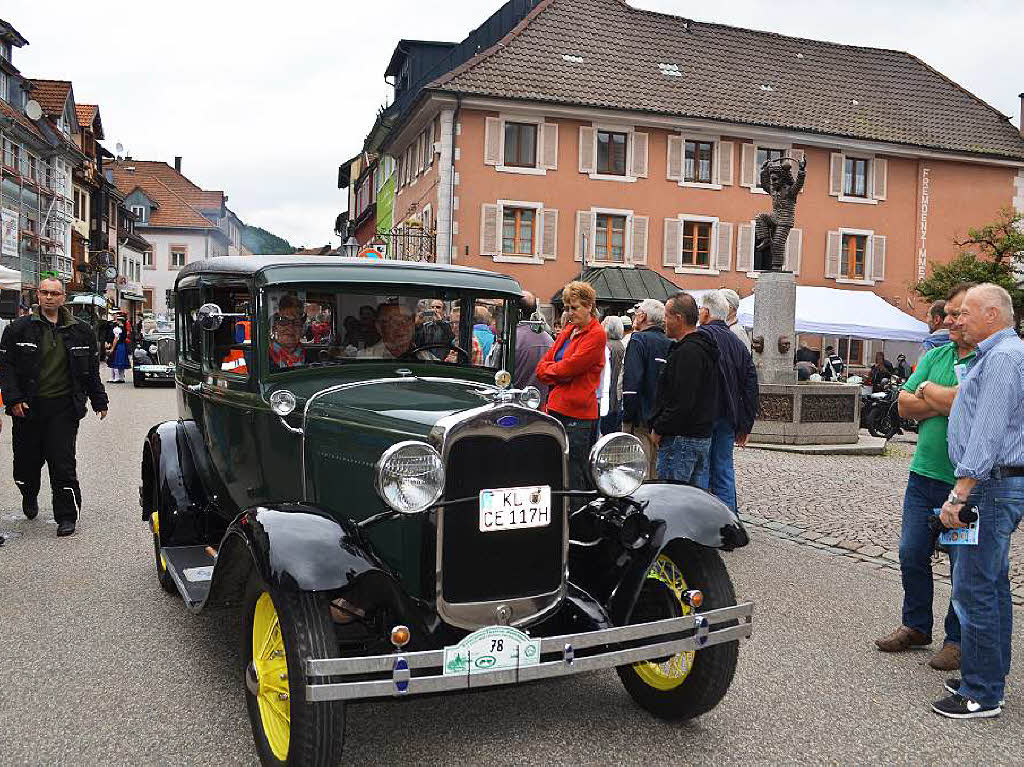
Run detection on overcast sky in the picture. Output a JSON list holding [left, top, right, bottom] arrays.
[[8, 0, 1023, 248]]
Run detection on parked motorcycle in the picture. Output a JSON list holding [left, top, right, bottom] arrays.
[[865, 376, 919, 439]]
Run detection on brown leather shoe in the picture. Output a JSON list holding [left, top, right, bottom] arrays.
[[875, 626, 932, 652], [928, 643, 961, 671]]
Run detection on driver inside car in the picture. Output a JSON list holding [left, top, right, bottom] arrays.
[[359, 302, 438, 360], [269, 295, 310, 370]]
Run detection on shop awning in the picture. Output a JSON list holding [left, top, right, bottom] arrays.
[[70, 293, 108, 308], [552, 266, 684, 307], [737, 285, 929, 342], [121, 292, 146, 302]]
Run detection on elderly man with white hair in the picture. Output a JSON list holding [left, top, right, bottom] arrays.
[[621, 298, 672, 478], [930, 283, 1024, 720], [719, 288, 751, 352], [696, 290, 759, 512]]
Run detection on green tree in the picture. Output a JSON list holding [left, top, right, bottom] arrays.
[[915, 207, 1024, 329]]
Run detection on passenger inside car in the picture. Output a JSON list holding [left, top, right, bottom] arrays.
[[269, 295, 310, 370]]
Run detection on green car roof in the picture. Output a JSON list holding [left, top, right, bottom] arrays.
[[177, 256, 522, 295]]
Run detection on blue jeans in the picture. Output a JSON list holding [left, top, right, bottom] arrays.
[[696, 419, 737, 511], [899, 472, 960, 645], [949, 475, 1024, 706], [657, 436, 711, 487]]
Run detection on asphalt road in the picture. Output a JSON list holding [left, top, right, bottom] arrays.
[[1, 380, 1023, 765]]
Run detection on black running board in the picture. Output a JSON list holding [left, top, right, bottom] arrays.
[[161, 545, 215, 610]]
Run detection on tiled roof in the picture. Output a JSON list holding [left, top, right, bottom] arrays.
[[0, 98, 45, 141], [430, 0, 1024, 161], [27, 79, 71, 117], [75, 104, 96, 128], [119, 160, 225, 212], [111, 161, 218, 230]]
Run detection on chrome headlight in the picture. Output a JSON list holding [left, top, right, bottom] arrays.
[[269, 389, 296, 416], [375, 441, 444, 514], [519, 386, 541, 410], [589, 433, 647, 497]]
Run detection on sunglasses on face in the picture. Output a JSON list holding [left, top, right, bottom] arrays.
[[39, 290, 64, 297], [275, 316, 303, 328]]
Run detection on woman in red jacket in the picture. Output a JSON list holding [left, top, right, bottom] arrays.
[[536, 281, 606, 494]]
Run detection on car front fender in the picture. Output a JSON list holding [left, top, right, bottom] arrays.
[[606, 481, 748, 625], [141, 420, 207, 545]]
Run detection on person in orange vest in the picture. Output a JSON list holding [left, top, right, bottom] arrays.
[[220, 319, 251, 375]]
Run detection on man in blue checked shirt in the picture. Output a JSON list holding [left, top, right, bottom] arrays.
[[931, 284, 1024, 720]]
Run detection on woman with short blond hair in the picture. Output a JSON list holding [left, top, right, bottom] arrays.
[[536, 281, 606, 494]]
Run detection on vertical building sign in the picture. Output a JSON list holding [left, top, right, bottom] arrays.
[[917, 166, 930, 280], [1, 208, 18, 260]]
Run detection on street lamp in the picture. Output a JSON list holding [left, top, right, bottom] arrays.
[[343, 235, 360, 258]]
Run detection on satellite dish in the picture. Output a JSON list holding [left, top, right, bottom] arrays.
[[25, 100, 42, 121], [116, 142, 124, 154]]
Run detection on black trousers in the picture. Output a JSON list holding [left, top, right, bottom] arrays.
[[12, 395, 82, 523], [551, 412, 598, 509]]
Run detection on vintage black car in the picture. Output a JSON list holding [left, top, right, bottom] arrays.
[[141, 256, 753, 766], [132, 329, 176, 387]]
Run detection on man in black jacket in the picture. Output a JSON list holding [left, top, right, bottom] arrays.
[[697, 290, 759, 512], [651, 293, 719, 486], [0, 277, 108, 537], [622, 299, 671, 479]]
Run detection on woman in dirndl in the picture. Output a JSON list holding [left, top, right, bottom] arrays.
[[106, 315, 130, 383]]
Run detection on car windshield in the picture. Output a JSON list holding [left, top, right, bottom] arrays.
[[265, 286, 510, 373]]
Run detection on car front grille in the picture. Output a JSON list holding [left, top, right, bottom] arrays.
[[440, 433, 565, 606], [155, 337, 176, 364]]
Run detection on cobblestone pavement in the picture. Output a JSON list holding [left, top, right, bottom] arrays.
[[736, 433, 1024, 605]]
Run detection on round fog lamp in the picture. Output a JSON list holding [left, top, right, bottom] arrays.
[[269, 389, 297, 417], [375, 441, 444, 514], [589, 433, 647, 497], [519, 386, 541, 410]]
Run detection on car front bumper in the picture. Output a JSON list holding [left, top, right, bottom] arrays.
[[304, 602, 753, 702], [135, 364, 174, 380]]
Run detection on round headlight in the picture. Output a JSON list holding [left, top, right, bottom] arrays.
[[269, 389, 296, 416], [589, 433, 647, 497], [375, 441, 444, 514], [519, 386, 541, 410], [148, 344, 158, 354]]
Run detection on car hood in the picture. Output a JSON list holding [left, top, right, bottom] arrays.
[[305, 376, 496, 435]]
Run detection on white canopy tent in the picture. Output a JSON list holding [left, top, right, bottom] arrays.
[[735, 286, 929, 342], [0, 266, 21, 290]]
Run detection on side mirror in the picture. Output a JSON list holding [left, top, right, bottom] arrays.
[[197, 303, 225, 331]]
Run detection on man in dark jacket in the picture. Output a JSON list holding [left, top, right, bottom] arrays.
[[0, 277, 108, 537], [697, 290, 759, 511], [651, 293, 719, 486], [621, 299, 672, 479]]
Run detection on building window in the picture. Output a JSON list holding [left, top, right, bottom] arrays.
[[596, 131, 627, 176], [681, 220, 713, 268], [838, 338, 863, 365], [143, 250, 153, 267], [684, 140, 714, 184], [131, 205, 147, 223], [0, 72, 7, 102], [844, 157, 869, 197], [756, 147, 785, 190], [170, 247, 186, 269], [841, 234, 867, 279], [503, 122, 537, 168], [595, 214, 626, 262], [501, 207, 536, 255]]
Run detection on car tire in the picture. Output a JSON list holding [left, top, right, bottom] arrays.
[[616, 540, 739, 721], [133, 373, 144, 388], [242, 575, 345, 767], [866, 407, 897, 439]]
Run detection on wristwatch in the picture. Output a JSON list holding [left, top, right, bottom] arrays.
[[947, 491, 966, 506], [915, 381, 930, 399]]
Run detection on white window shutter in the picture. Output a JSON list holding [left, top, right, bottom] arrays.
[[480, 204, 500, 256], [667, 135, 683, 181], [826, 231, 842, 278], [579, 127, 597, 174], [631, 215, 648, 265], [575, 210, 595, 262], [871, 234, 886, 281], [630, 132, 649, 178], [540, 123, 558, 170], [422, 206, 432, 234], [829, 153, 844, 197], [790, 149, 805, 193], [740, 143, 757, 188], [718, 141, 734, 186], [872, 158, 888, 201], [663, 218, 682, 267], [484, 117, 502, 166], [540, 208, 558, 260], [716, 222, 733, 271], [736, 223, 754, 272], [784, 228, 802, 274]]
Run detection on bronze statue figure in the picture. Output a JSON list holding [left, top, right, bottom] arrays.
[[754, 155, 806, 271]]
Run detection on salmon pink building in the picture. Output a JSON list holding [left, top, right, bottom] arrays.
[[342, 0, 1024, 362]]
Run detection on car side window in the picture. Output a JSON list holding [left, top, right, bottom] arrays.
[[176, 288, 203, 366], [204, 284, 254, 377]]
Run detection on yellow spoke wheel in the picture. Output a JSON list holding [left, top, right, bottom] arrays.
[[632, 554, 695, 691], [151, 511, 167, 572], [253, 592, 291, 762]]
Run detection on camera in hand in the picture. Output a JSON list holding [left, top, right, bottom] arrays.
[[928, 505, 978, 537]]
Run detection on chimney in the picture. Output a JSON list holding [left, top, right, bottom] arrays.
[[174, 156, 182, 173]]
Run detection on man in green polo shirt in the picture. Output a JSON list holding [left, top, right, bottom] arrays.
[[875, 283, 976, 671]]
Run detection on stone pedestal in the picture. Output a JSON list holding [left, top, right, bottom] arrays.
[[751, 270, 797, 384], [750, 382, 861, 444]]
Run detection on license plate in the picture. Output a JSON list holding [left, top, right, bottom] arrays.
[[479, 485, 551, 532], [443, 625, 541, 676]]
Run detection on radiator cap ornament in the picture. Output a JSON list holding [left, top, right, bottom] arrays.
[[494, 369, 512, 389]]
